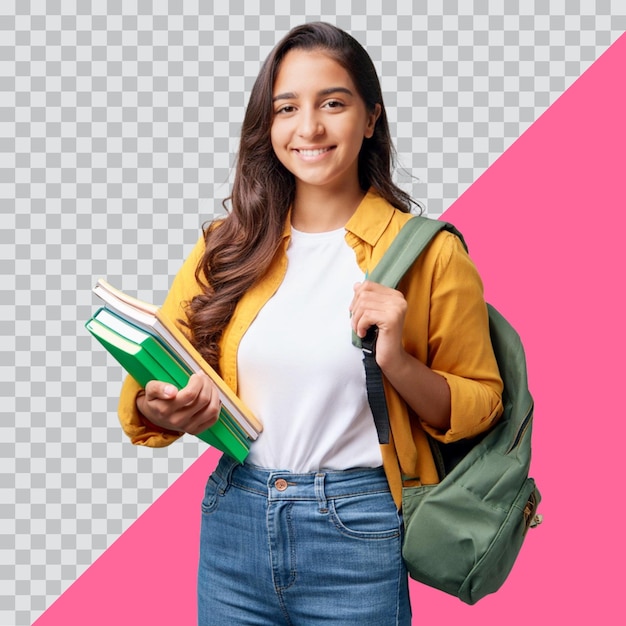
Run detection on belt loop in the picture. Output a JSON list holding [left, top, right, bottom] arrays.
[[223, 456, 238, 484], [315, 473, 327, 513], [213, 455, 238, 495]]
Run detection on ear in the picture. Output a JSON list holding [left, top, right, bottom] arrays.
[[364, 103, 382, 139]]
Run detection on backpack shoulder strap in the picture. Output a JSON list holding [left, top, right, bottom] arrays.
[[354, 215, 466, 445], [367, 215, 467, 289], [352, 216, 466, 350]]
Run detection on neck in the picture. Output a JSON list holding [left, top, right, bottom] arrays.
[[291, 183, 365, 233]]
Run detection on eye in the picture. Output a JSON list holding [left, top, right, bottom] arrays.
[[323, 99, 345, 110], [275, 104, 297, 115]]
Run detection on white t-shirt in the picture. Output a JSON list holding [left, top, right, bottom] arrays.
[[238, 226, 383, 472]]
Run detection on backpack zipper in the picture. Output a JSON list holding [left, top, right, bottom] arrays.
[[506, 401, 534, 454]]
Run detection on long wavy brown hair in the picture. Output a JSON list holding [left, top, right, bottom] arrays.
[[186, 22, 416, 372]]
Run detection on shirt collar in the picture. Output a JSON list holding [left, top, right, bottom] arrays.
[[344, 189, 396, 246], [281, 188, 396, 246]]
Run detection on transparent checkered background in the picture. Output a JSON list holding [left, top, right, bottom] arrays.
[[2, 1, 625, 624]]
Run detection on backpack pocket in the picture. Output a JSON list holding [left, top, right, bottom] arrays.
[[402, 476, 541, 604]]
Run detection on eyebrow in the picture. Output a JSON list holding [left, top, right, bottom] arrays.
[[272, 86, 354, 102]]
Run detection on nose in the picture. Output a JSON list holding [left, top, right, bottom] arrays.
[[297, 107, 324, 139]]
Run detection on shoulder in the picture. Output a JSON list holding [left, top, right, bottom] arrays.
[[423, 228, 483, 290], [429, 228, 468, 267], [392, 221, 478, 293]]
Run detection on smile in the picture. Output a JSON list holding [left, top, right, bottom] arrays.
[[296, 147, 334, 157]]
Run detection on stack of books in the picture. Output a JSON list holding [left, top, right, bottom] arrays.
[[85, 278, 262, 463]]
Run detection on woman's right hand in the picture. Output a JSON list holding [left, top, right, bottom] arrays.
[[136, 372, 221, 435]]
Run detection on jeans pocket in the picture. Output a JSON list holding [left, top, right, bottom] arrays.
[[201, 472, 228, 515], [328, 490, 401, 540]]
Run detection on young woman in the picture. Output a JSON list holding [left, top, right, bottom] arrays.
[[117, 22, 503, 625]]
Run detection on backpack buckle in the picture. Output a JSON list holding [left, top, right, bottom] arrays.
[[361, 326, 378, 356]]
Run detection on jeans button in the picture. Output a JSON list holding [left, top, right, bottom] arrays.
[[275, 478, 288, 491]]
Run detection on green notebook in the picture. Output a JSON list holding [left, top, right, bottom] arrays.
[[86, 310, 250, 463]]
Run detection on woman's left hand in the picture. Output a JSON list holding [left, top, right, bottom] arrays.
[[350, 279, 452, 431], [349, 280, 408, 371]]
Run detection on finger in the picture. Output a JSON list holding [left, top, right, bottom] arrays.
[[183, 394, 221, 435], [144, 379, 178, 401], [351, 282, 386, 313], [207, 384, 222, 418], [349, 281, 364, 314], [350, 298, 377, 338], [181, 376, 220, 418], [175, 372, 210, 406], [352, 307, 377, 339], [184, 413, 217, 436]]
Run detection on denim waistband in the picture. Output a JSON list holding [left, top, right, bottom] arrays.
[[213, 455, 390, 502]]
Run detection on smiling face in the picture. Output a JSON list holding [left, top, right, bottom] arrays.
[[270, 49, 380, 200]]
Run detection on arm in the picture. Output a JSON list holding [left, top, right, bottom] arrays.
[[350, 282, 452, 431], [350, 232, 503, 441]]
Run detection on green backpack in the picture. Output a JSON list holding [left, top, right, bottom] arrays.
[[358, 215, 542, 605]]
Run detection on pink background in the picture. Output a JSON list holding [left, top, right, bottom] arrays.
[[34, 31, 626, 626]]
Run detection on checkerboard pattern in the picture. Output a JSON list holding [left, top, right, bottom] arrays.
[[2, 2, 624, 624]]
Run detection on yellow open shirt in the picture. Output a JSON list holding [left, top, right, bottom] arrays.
[[117, 190, 503, 508]]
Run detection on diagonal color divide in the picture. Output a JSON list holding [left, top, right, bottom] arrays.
[[35, 32, 626, 626]]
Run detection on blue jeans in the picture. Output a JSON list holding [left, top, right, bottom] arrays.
[[198, 455, 411, 625]]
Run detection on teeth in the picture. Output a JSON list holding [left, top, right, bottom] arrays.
[[299, 148, 329, 156]]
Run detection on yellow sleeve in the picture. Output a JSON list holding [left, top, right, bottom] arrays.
[[116, 235, 206, 447], [420, 232, 504, 443]]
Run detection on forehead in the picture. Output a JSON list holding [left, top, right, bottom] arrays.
[[273, 49, 355, 93]]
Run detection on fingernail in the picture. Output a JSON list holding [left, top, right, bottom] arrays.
[[164, 385, 176, 397]]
